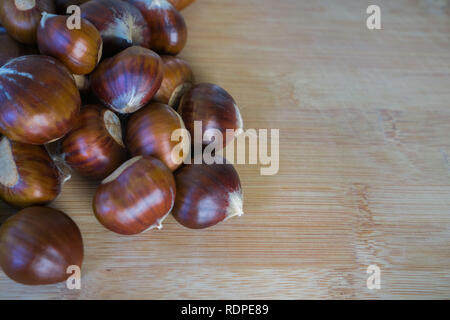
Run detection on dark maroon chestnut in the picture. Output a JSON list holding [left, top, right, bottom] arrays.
[[61, 105, 127, 180], [80, 0, 151, 57], [93, 156, 176, 235], [0, 206, 83, 285], [168, 0, 196, 11], [127, 0, 187, 55], [0, 55, 81, 145], [172, 162, 243, 229], [153, 55, 194, 109], [0, 0, 55, 44], [0, 25, 37, 67], [126, 102, 188, 171], [37, 13, 103, 75], [0, 136, 61, 208], [91, 46, 163, 114], [178, 83, 244, 149]]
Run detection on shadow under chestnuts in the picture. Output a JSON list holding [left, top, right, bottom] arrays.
[[0, 0, 245, 287]]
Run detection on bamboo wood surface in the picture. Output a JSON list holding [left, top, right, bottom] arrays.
[[1, 0, 450, 299]]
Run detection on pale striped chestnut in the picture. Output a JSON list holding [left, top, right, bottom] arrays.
[[93, 156, 176, 235], [153, 55, 194, 109], [37, 12, 103, 75], [0, 136, 61, 208], [126, 103, 188, 171], [172, 162, 244, 229], [91, 46, 163, 114], [80, 0, 151, 57], [0, 206, 83, 285], [0, 25, 37, 67], [178, 83, 244, 149], [127, 0, 187, 55], [55, 0, 89, 14], [61, 105, 127, 180], [0, 0, 55, 44], [168, 0, 196, 11], [0, 55, 81, 145]]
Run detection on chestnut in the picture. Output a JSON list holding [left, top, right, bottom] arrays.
[[153, 55, 195, 109], [0, 55, 81, 145], [0, 0, 55, 44], [80, 0, 151, 57], [168, 0, 196, 11], [0, 136, 61, 208], [172, 162, 243, 229], [127, 0, 188, 55], [0, 25, 37, 67], [178, 83, 244, 149], [61, 105, 127, 180], [91, 46, 163, 114], [93, 156, 176, 235], [0, 206, 83, 285], [37, 12, 103, 75], [126, 102, 188, 171]]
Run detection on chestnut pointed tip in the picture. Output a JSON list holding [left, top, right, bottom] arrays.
[[39, 11, 55, 29], [144, 209, 171, 232], [225, 190, 244, 221], [234, 103, 244, 131]]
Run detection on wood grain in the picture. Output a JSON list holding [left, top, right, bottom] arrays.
[[1, 0, 449, 299]]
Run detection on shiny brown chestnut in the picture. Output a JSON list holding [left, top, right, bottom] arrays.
[[0, 136, 61, 208], [91, 46, 163, 114], [37, 13, 103, 75], [0, 25, 37, 67], [93, 156, 176, 235], [61, 105, 127, 180], [127, 0, 187, 55], [55, 0, 89, 14], [0, 55, 81, 145], [0, 0, 55, 44], [168, 0, 196, 11], [80, 0, 151, 57], [172, 162, 243, 229], [178, 83, 244, 149], [0, 206, 83, 285], [153, 55, 194, 109], [126, 103, 188, 171]]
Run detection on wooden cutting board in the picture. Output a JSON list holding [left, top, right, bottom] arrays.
[[1, 0, 449, 299]]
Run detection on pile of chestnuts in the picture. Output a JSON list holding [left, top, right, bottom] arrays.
[[0, 0, 244, 286]]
